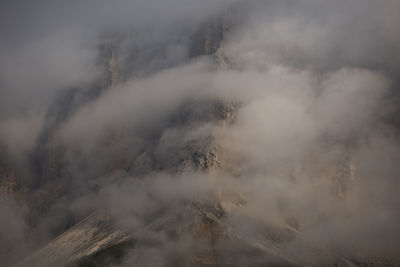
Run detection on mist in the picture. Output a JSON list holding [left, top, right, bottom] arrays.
[[0, 0, 400, 266]]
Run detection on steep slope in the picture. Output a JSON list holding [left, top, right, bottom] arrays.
[[4, 5, 400, 267], [14, 211, 128, 267]]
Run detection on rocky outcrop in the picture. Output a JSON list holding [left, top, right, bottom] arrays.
[[14, 211, 128, 267]]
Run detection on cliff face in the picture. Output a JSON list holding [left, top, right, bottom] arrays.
[[2, 14, 236, 266], [0, 154, 19, 194], [21, 13, 233, 209], [1, 7, 396, 267]]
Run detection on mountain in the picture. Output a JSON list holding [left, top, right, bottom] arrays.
[[1, 2, 400, 267]]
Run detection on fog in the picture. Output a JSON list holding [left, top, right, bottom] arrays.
[[0, 0, 399, 266]]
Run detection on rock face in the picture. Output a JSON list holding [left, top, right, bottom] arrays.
[[10, 99, 359, 267], [14, 211, 128, 267], [0, 154, 19, 194], [2, 8, 396, 267], [5, 14, 243, 267], [15, 192, 302, 267]]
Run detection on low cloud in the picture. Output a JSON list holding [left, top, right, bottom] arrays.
[[1, 0, 400, 265]]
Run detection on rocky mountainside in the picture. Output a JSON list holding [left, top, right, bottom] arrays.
[[1, 3, 399, 267], [3, 13, 245, 267], [9, 29, 358, 266]]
